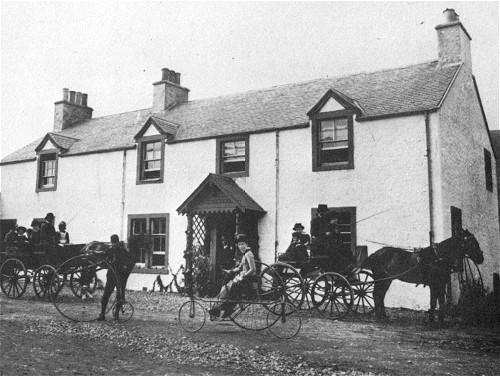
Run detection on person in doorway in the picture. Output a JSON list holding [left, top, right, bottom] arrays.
[[209, 234, 256, 319], [56, 221, 70, 246], [310, 204, 332, 257]]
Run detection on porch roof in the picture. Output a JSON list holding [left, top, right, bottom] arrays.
[[176, 173, 266, 215]]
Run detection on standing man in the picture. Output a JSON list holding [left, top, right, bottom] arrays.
[[40, 213, 57, 248], [310, 204, 332, 257]]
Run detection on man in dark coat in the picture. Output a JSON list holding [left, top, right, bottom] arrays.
[[40, 213, 57, 247], [310, 204, 332, 256]]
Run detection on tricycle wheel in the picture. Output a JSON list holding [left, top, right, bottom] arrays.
[[178, 300, 206, 333], [267, 301, 302, 339], [34, 265, 62, 299], [257, 264, 285, 303], [0, 258, 28, 299], [230, 302, 269, 331], [351, 270, 374, 314], [112, 300, 134, 322], [311, 272, 353, 320]]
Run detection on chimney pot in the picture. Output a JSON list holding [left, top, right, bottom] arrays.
[[169, 70, 176, 83], [62, 88, 69, 101], [76, 92, 82, 105], [82, 93, 88, 107], [443, 8, 459, 23], [69, 91, 76, 103], [175, 72, 181, 85], [161, 68, 170, 81]]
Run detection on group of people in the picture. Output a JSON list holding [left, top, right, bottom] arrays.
[[3, 213, 70, 250]]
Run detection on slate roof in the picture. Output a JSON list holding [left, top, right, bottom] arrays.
[[36, 133, 79, 152], [1, 60, 460, 165], [177, 173, 266, 215]]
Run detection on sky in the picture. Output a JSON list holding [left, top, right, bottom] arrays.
[[1, 1, 499, 160]]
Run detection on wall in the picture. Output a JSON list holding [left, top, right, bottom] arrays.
[[436, 65, 500, 298]]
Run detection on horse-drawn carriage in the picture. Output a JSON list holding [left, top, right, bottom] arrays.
[[0, 242, 90, 299]]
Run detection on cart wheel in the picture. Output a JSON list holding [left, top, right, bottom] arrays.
[[52, 254, 115, 322], [267, 301, 302, 339], [34, 265, 62, 299], [351, 270, 374, 314], [230, 302, 269, 331], [178, 300, 206, 333], [258, 264, 285, 303], [69, 267, 98, 298], [0, 258, 29, 299], [311, 272, 353, 320], [269, 263, 306, 310], [112, 300, 134, 322]]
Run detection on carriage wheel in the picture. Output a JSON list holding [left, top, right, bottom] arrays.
[[0, 258, 29, 299], [112, 300, 134, 322], [230, 302, 270, 331], [34, 265, 62, 299], [267, 301, 302, 339], [268, 263, 306, 310], [52, 254, 115, 322], [178, 300, 206, 333], [257, 264, 285, 304], [311, 272, 353, 320], [351, 270, 375, 314], [459, 256, 484, 290], [69, 267, 98, 298]]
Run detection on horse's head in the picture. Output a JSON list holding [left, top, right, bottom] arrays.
[[456, 228, 484, 265]]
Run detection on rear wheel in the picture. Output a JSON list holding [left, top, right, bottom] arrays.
[[178, 300, 206, 333], [351, 270, 374, 314], [230, 302, 269, 331], [113, 300, 134, 322], [0, 258, 29, 299], [257, 263, 285, 304], [69, 267, 98, 298], [267, 301, 302, 339], [269, 263, 306, 310], [311, 272, 353, 320]]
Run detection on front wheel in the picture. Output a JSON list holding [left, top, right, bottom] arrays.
[[0, 258, 29, 299], [178, 300, 206, 333], [267, 301, 302, 339], [34, 265, 62, 299], [311, 272, 353, 320]]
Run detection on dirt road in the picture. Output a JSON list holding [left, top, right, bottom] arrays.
[[1, 291, 499, 375]]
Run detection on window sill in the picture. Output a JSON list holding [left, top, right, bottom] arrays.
[[313, 162, 354, 172], [220, 171, 248, 178], [132, 266, 169, 274], [136, 178, 163, 185], [36, 187, 57, 192]]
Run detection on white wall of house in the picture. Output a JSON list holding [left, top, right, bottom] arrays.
[[435, 66, 500, 297]]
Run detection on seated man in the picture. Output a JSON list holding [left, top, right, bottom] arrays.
[[278, 231, 309, 265], [209, 234, 256, 319]]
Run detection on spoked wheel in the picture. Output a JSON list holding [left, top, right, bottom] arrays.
[[52, 255, 115, 322], [0, 258, 29, 299], [230, 302, 269, 331], [269, 263, 306, 310], [112, 300, 134, 322], [459, 256, 484, 290], [351, 270, 375, 314], [311, 272, 353, 320], [69, 267, 98, 298], [33, 265, 62, 299], [257, 263, 285, 304], [178, 300, 206, 333], [266, 301, 302, 339]]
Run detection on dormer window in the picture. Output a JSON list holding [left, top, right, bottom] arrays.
[[137, 135, 165, 184], [36, 151, 58, 191], [319, 118, 349, 164]]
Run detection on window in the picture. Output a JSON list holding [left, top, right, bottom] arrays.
[[485, 149, 493, 192], [216, 135, 249, 176], [311, 111, 354, 171], [36, 151, 58, 191], [136, 135, 165, 184], [129, 214, 169, 268]]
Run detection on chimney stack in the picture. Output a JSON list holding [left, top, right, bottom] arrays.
[[435, 8, 472, 70], [54, 88, 93, 131], [152, 67, 189, 112]]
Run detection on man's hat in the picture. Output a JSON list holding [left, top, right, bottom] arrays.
[[235, 233, 248, 243], [110, 234, 120, 244], [16, 226, 27, 233], [317, 204, 329, 213], [59, 221, 66, 227], [45, 213, 55, 220], [293, 223, 305, 231]]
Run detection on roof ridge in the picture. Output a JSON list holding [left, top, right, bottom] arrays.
[[181, 59, 440, 106]]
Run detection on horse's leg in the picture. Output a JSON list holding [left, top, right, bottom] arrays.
[[437, 282, 446, 323], [429, 284, 437, 322], [373, 273, 391, 320]]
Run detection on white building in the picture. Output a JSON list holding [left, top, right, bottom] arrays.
[[1, 10, 498, 309]]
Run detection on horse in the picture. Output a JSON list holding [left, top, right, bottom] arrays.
[[363, 228, 483, 323]]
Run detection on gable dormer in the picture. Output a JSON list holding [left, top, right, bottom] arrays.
[[34, 133, 79, 192], [309, 89, 361, 172], [134, 116, 179, 184]]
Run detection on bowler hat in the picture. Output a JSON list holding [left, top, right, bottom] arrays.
[[293, 223, 305, 231], [317, 204, 329, 213], [45, 213, 55, 220]]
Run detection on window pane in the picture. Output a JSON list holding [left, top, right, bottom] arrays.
[[222, 139, 246, 173], [334, 119, 348, 141], [320, 120, 334, 141]]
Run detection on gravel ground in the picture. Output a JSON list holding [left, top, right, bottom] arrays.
[[2, 290, 499, 376]]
